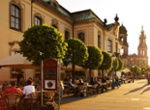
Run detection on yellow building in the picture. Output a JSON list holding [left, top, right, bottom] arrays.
[[0, 0, 122, 81]]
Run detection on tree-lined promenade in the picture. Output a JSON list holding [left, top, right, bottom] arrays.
[[1, 25, 146, 110], [18, 25, 124, 109]]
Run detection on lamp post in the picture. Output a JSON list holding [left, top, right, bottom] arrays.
[[40, 52, 44, 106]]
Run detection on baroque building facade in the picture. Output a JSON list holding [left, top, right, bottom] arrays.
[[121, 26, 148, 68], [0, 0, 122, 81]]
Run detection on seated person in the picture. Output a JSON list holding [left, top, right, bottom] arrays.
[[2, 81, 23, 96], [68, 79, 77, 89], [23, 80, 35, 99], [78, 78, 84, 85], [101, 77, 107, 92]]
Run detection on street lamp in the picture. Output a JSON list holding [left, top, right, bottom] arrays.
[[39, 52, 44, 106]]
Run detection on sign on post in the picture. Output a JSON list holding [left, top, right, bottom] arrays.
[[43, 58, 57, 90]]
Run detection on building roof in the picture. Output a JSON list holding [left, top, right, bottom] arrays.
[[71, 9, 104, 25], [35, 0, 72, 22], [37, 0, 118, 30], [105, 23, 116, 31]]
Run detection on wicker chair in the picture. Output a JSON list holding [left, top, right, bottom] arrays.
[[3, 94, 21, 110], [22, 93, 38, 110]]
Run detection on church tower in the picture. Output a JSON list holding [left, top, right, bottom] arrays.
[[138, 26, 147, 57], [119, 24, 128, 56]]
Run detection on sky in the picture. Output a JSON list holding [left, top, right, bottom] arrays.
[[57, 0, 150, 62]]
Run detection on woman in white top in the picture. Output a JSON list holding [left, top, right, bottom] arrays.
[[23, 80, 35, 99]]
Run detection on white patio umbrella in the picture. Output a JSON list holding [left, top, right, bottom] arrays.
[[61, 64, 85, 72], [121, 68, 130, 73], [0, 53, 39, 69]]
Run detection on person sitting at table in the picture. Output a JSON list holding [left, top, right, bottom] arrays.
[[101, 77, 107, 92], [2, 81, 23, 96], [23, 80, 35, 99], [67, 79, 78, 95], [68, 79, 77, 89], [78, 78, 84, 85]]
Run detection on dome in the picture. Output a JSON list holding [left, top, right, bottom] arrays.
[[119, 24, 127, 34]]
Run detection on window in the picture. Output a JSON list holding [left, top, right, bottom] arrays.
[[142, 50, 145, 56], [52, 24, 58, 29], [52, 19, 58, 29], [65, 30, 70, 41], [8, 41, 20, 55], [120, 47, 124, 55], [34, 16, 42, 25], [10, 4, 21, 30], [107, 40, 112, 52], [98, 35, 101, 48], [121, 38, 124, 42], [78, 32, 85, 42]]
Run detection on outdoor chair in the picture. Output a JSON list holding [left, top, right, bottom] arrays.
[[77, 85, 87, 97], [22, 93, 38, 110], [3, 94, 21, 110]]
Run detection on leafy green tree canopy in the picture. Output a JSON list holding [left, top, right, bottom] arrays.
[[63, 39, 88, 66], [84, 46, 103, 69], [99, 51, 112, 71], [130, 66, 141, 75], [112, 57, 119, 71], [116, 58, 124, 71], [19, 25, 68, 65]]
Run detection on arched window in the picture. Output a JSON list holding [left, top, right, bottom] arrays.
[[65, 30, 70, 41], [107, 40, 112, 53], [10, 4, 21, 30], [142, 50, 145, 56], [78, 32, 85, 42], [34, 16, 42, 25], [51, 19, 58, 29], [98, 35, 101, 48], [120, 47, 124, 55]]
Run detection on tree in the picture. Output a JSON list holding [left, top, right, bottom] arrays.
[[63, 39, 88, 78], [99, 51, 113, 77], [83, 46, 103, 78], [112, 57, 119, 72], [116, 58, 124, 71], [84, 46, 103, 69], [19, 25, 68, 65], [130, 66, 141, 78]]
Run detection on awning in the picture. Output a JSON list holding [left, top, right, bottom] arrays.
[[0, 53, 39, 69]]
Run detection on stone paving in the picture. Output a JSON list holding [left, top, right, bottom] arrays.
[[61, 80, 150, 110]]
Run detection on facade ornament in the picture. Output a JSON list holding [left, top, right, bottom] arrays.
[[114, 14, 119, 23]]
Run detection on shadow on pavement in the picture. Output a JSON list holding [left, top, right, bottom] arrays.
[[124, 84, 147, 95], [61, 95, 98, 105], [140, 86, 150, 94]]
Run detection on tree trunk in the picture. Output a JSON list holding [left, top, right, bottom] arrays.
[[102, 70, 104, 79], [72, 50, 75, 80], [89, 69, 92, 79], [72, 60, 75, 80]]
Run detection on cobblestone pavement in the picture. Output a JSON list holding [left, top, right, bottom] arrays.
[[61, 79, 150, 110]]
